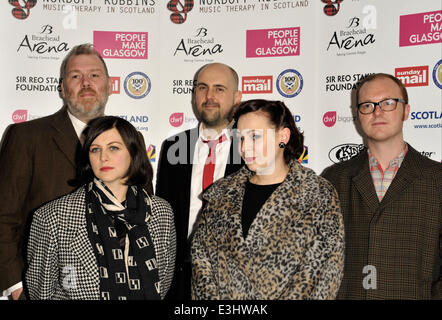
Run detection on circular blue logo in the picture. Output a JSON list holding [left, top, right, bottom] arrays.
[[432, 59, 442, 90], [124, 72, 151, 99], [276, 69, 303, 98]]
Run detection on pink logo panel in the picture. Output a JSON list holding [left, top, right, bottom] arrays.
[[94, 31, 148, 59], [246, 27, 300, 58], [399, 11, 442, 47]]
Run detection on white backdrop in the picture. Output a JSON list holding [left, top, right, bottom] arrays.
[[1, 0, 441, 186]]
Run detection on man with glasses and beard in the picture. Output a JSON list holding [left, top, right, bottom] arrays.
[[156, 63, 244, 299], [0, 43, 112, 300], [322, 73, 442, 299]]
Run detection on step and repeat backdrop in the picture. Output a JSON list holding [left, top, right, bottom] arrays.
[[1, 0, 441, 184]]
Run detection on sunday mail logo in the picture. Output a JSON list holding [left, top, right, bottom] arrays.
[[242, 76, 273, 94], [110, 77, 120, 94], [395, 66, 429, 87]]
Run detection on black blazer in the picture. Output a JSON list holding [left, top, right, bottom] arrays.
[[155, 126, 244, 299], [0, 107, 79, 292]]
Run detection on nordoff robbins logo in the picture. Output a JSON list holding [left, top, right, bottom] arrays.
[[328, 143, 365, 163]]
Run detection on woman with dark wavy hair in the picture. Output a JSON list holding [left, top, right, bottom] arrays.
[[26, 116, 176, 300], [191, 99, 344, 299]]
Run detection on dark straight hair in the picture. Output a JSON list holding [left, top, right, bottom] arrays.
[[77, 116, 153, 194], [233, 99, 304, 163]]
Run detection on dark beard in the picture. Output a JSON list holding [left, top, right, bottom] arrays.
[[200, 106, 235, 128]]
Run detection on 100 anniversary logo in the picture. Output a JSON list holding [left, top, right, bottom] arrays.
[[124, 72, 151, 99], [433, 59, 442, 89], [276, 69, 303, 98]]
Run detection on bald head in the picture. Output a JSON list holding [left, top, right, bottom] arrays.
[[194, 62, 242, 132], [197, 63, 239, 91]]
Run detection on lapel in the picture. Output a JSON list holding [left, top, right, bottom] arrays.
[[69, 188, 100, 295], [50, 107, 80, 168], [378, 145, 420, 210], [180, 128, 198, 236], [212, 166, 249, 252], [351, 151, 381, 214]]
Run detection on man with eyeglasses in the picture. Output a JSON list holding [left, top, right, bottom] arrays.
[[322, 73, 441, 299]]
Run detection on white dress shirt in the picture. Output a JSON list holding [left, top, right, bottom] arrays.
[[67, 110, 88, 141], [187, 123, 233, 238]]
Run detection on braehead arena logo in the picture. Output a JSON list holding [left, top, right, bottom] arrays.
[[167, 0, 194, 24]]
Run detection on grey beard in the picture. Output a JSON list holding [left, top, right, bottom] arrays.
[[66, 98, 107, 122]]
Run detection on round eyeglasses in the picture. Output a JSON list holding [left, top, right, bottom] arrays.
[[357, 98, 406, 114]]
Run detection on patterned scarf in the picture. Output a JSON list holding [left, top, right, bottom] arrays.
[[85, 179, 160, 300]]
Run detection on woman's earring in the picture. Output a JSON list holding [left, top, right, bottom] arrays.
[[279, 142, 286, 149]]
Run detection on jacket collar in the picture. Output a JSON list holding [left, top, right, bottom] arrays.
[[204, 159, 306, 244], [352, 144, 421, 212], [50, 106, 80, 168]]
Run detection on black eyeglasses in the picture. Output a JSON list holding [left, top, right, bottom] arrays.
[[357, 98, 407, 114]]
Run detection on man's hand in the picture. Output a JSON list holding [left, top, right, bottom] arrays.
[[11, 288, 23, 300]]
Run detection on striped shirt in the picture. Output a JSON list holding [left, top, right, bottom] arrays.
[[368, 144, 408, 201]]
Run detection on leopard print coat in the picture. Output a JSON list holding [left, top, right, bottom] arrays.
[[191, 160, 344, 300]]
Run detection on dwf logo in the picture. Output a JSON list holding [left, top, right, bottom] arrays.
[[433, 59, 442, 89], [276, 69, 303, 98], [167, 0, 194, 24], [322, 0, 343, 16], [12, 109, 28, 123], [9, 0, 37, 20], [323, 111, 337, 127], [329, 143, 365, 163], [124, 72, 151, 99], [169, 112, 184, 127]]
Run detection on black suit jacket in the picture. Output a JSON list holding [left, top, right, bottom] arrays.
[[0, 107, 79, 292], [155, 126, 244, 299]]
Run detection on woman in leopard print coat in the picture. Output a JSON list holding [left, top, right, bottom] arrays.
[[191, 100, 344, 300]]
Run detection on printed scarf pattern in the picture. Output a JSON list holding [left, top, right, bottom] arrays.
[[85, 179, 161, 300]]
